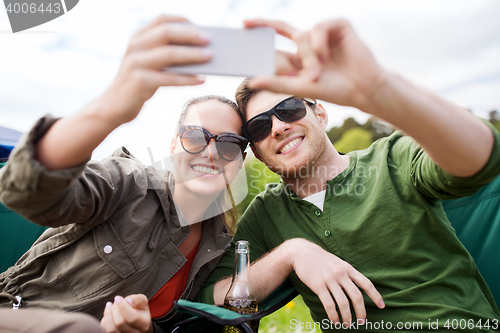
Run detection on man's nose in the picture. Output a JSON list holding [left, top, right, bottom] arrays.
[[270, 115, 291, 138]]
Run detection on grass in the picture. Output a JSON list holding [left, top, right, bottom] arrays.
[[259, 295, 319, 333]]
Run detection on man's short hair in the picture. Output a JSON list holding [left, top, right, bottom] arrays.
[[235, 78, 260, 122], [235, 78, 318, 124]]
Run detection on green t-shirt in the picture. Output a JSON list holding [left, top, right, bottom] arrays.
[[199, 124, 500, 332]]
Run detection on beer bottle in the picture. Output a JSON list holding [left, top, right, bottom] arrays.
[[222, 240, 259, 333]]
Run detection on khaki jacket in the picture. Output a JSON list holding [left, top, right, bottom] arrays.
[[0, 116, 232, 330]]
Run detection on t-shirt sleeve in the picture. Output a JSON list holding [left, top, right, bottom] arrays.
[[196, 195, 271, 304], [390, 119, 500, 200]]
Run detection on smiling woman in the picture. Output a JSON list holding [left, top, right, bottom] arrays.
[[170, 96, 247, 230]]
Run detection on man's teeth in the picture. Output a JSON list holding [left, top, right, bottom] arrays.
[[280, 138, 302, 154], [192, 165, 221, 175]]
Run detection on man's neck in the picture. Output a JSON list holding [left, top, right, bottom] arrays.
[[282, 149, 350, 199]]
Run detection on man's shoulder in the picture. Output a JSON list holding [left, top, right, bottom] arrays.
[[352, 131, 417, 162]]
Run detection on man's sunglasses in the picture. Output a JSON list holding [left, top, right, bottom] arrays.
[[243, 96, 316, 143], [178, 125, 248, 161]]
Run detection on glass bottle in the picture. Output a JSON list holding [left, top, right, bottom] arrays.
[[222, 240, 259, 333]]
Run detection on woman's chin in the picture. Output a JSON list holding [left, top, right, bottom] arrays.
[[184, 178, 227, 198]]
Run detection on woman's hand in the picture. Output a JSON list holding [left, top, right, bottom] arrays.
[[100, 295, 152, 333], [101, 15, 212, 126], [36, 15, 212, 170]]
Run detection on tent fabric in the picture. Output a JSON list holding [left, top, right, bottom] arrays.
[[0, 125, 23, 158], [0, 162, 49, 272], [442, 175, 500, 306]]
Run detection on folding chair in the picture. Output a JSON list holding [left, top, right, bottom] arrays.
[[170, 279, 298, 333]]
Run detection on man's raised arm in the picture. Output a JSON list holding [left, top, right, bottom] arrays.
[[246, 18, 494, 177]]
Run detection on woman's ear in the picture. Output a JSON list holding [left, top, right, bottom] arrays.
[[170, 137, 176, 156], [170, 137, 177, 162]]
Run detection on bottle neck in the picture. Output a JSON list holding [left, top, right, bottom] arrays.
[[226, 241, 256, 299], [233, 250, 250, 282]]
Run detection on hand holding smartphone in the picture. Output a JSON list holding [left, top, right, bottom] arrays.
[[166, 25, 275, 77]]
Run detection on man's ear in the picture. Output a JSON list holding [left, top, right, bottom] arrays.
[[251, 145, 262, 162], [316, 104, 329, 131]]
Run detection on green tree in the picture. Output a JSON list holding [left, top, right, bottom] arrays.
[[333, 127, 373, 153], [488, 110, 500, 133], [489, 110, 500, 123], [362, 117, 394, 142], [326, 117, 360, 143], [235, 157, 280, 217], [327, 116, 393, 146]]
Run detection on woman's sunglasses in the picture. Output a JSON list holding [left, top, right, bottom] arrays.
[[242, 96, 316, 143], [178, 125, 248, 161]]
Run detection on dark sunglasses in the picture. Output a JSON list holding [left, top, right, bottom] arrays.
[[178, 125, 248, 161], [243, 96, 316, 143]]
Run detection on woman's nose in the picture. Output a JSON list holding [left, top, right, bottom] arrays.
[[201, 138, 219, 160]]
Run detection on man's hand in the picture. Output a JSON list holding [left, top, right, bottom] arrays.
[[245, 18, 386, 112], [284, 239, 384, 324], [100, 295, 152, 333]]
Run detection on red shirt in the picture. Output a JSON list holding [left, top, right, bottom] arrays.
[[149, 241, 200, 319]]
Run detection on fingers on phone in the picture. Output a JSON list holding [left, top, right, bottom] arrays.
[[244, 19, 297, 39], [130, 24, 210, 53], [310, 24, 332, 63], [248, 75, 308, 98], [135, 14, 189, 37], [275, 51, 300, 76], [139, 72, 203, 88], [292, 30, 321, 81], [128, 45, 210, 70]]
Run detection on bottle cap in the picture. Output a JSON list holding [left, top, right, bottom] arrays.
[[235, 240, 249, 254]]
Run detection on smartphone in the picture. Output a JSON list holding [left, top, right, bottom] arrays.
[[166, 25, 275, 77]]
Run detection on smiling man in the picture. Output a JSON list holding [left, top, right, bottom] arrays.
[[198, 18, 500, 332]]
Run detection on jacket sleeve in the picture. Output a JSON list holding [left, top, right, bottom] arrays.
[[0, 115, 147, 228], [390, 119, 500, 201]]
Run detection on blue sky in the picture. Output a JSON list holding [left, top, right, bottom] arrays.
[[1, 0, 499, 162]]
